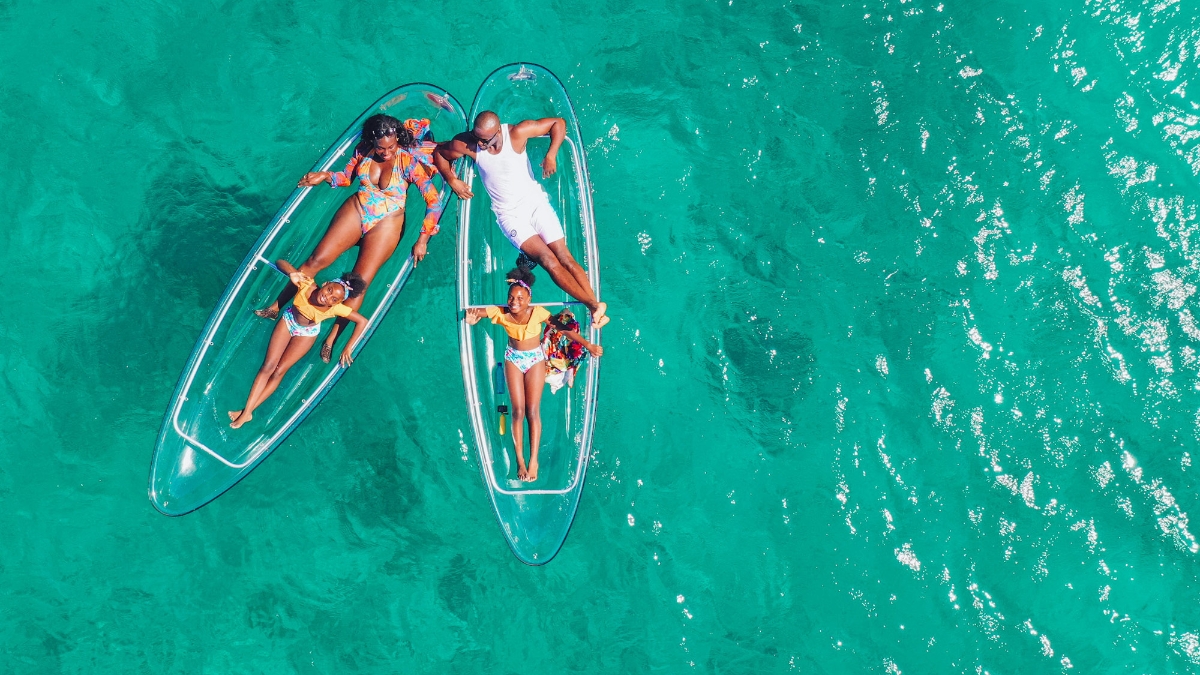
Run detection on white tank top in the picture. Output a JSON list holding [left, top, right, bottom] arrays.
[[474, 124, 548, 217]]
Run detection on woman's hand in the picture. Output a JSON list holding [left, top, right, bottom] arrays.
[[411, 238, 429, 266], [339, 348, 354, 367], [541, 154, 557, 178], [449, 178, 473, 200], [587, 343, 603, 357], [289, 271, 312, 286], [298, 172, 328, 187]]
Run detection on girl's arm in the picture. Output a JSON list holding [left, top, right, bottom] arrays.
[[559, 328, 603, 357], [339, 312, 370, 367], [464, 307, 490, 325], [274, 259, 311, 288]]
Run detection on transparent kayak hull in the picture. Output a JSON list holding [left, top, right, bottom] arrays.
[[150, 84, 466, 516], [457, 64, 602, 565]]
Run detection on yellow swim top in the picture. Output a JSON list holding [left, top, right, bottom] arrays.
[[291, 280, 353, 324], [486, 305, 551, 341]]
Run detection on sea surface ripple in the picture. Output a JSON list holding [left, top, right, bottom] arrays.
[[3, 0, 1200, 672]]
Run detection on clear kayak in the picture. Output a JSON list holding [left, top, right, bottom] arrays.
[[457, 64, 602, 564], [150, 84, 466, 516]]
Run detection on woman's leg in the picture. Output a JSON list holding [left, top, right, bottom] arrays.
[[231, 328, 319, 428], [504, 359, 529, 480], [257, 195, 364, 317], [230, 319, 296, 428], [320, 209, 406, 359], [522, 360, 548, 481]]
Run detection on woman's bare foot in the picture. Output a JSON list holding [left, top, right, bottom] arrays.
[[229, 410, 252, 429], [526, 459, 539, 482], [516, 463, 529, 481], [320, 342, 333, 364], [254, 307, 279, 320], [228, 410, 242, 421], [591, 302, 609, 329]]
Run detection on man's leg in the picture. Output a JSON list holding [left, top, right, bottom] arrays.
[[528, 202, 608, 325], [547, 239, 600, 310], [518, 236, 595, 310]]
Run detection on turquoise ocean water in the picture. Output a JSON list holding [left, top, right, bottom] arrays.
[[5, 0, 1200, 671]]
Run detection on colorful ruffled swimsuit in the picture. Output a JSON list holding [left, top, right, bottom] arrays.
[[542, 315, 589, 392], [328, 118, 443, 236]]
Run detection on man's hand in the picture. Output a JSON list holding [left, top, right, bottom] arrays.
[[541, 154, 557, 178], [450, 178, 474, 199]]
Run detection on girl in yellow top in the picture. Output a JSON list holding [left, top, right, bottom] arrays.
[[229, 260, 367, 429], [465, 267, 598, 481]]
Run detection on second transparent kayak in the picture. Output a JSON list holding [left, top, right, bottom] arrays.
[[150, 84, 466, 516], [457, 64, 602, 564]]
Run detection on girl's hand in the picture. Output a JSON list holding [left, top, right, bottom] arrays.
[[298, 172, 328, 187], [588, 343, 604, 357], [289, 271, 311, 286], [464, 308, 484, 325], [339, 348, 354, 367]]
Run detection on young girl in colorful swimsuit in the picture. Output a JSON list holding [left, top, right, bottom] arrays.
[[465, 268, 598, 481], [230, 260, 367, 430], [542, 308, 602, 393], [256, 114, 442, 362]]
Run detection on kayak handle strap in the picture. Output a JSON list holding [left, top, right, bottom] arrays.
[[257, 256, 287, 276]]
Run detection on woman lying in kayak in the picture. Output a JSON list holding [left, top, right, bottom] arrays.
[[255, 113, 442, 362], [464, 268, 599, 481], [230, 260, 367, 429]]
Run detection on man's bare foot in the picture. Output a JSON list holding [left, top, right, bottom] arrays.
[[230, 411, 252, 429], [254, 307, 279, 320], [591, 302, 609, 329], [320, 343, 333, 364], [526, 459, 539, 482]]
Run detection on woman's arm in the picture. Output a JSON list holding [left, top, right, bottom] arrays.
[[339, 312, 370, 367], [559, 328, 603, 356], [300, 152, 361, 188], [408, 163, 444, 266]]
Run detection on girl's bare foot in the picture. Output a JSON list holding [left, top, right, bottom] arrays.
[[254, 307, 279, 320], [526, 459, 539, 482], [230, 411, 252, 429], [517, 464, 529, 481], [228, 410, 242, 421]]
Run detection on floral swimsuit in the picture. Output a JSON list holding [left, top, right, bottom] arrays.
[[328, 118, 443, 236]]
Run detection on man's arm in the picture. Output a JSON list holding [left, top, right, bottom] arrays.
[[434, 134, 476, 199], [510, 118, 566, 178]]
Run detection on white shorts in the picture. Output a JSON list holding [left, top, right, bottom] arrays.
[[497, 200, 565, 250]]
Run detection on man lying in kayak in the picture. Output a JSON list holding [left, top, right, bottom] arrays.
[[434, 111, 610, 329]]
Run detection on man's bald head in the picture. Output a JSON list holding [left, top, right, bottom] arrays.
[[473, 111, 500, 136]]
